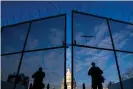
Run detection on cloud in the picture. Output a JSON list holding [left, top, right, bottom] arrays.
[[87, 22, 109, 47], [75, 32, 84, 44], [26, 27, 64, 50], [74, 23, 133, 83], [127, 25, 133, 37], [1, 26, 28, 53], [26, 35, 39, 50], [67, 48, 71, 69], [117, 53, 133, 70], [75, 21, 133, 51], [127, 25, 133, 29], [74, 22, 115, 71], [75, 48, 113, 72], [74, 23, 133, 87], [97, 36, 112, 48], [43, 50, 64, 71], [42, 49, 64, 85], [48, 28, 63, 46], [75, 22, 112, 49], [113, 30, 129, 48], [74, 22, 132, 81]]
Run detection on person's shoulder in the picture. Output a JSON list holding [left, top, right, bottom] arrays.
[[35, 71, 38, 74], [89, 67, 93, 70], [42, 72, 45, 76], [96, 67, 102, 70], [42, 71, 45, 74]]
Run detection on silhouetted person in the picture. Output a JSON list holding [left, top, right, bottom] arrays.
[[32, 67, 45, 89], [88, 62, 104, 89], [83, 83, 85, 89]]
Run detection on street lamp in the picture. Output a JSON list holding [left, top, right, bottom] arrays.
[[81, 35, 95, 46]]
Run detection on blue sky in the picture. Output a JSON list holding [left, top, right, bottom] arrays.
[[1, 1, 133, 89], [73, 12, 133, 88], [1, 15, 66, 88], [1, 1, 133, 26]]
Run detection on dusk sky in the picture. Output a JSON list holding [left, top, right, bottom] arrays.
[[1, 1, 133, 89]]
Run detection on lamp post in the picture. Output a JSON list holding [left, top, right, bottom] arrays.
[[81, 35, 95, 46]]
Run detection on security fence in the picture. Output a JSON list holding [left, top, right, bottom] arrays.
[[1, 10, 133, 89]]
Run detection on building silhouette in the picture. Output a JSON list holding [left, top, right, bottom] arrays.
[[7, 73, 29, 89]]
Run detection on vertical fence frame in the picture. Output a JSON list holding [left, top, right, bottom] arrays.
[[71, 10, 74, 89], [64, 14, 67, 89], [106, 20, 124, 89], [13, 21, 32, 89]]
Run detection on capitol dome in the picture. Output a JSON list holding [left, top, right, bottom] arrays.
[[66, 69, 72, 83], [61, 69, 76, 89]]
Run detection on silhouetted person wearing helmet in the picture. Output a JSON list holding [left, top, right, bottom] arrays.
[[88, 62, 104, 89], [32, 67, 45, 89]]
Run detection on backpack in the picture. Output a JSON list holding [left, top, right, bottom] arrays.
[[100, 75, 105, 83]]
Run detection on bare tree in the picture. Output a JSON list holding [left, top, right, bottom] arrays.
[[121, 66, 133, 80]]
